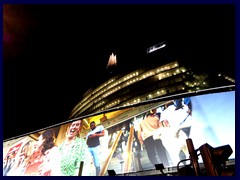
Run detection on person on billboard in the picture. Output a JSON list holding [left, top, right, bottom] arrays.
[[6, 140, 34, 176], [86, 121, 105, 176], [24, 129, 62, 176], [153, 98, 192, 166], [109, 125, 129, 173], [137, 110, 169, 168], [7, 151, 27, 176], [3, 151, 16, 176], [58, 120, 91, 176]]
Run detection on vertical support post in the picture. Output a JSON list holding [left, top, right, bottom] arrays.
[[186, 138, 201, 176], [123, 126, 134, 173], [99, 130, 123, 176], [78, 161, 84, 176]]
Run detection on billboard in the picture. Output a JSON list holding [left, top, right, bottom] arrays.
[[3, 90, 235, 176]]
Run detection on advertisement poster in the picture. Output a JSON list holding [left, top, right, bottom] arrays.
[[3, 91, 235, 176]]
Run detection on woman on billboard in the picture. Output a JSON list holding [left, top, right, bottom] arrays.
[[24, 129, 61, 176], [58, 120, 91, 176]]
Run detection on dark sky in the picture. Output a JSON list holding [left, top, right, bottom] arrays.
[[3, 4, 235, 140]]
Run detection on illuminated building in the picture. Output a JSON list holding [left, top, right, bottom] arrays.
[[69, 60, 234, 125]]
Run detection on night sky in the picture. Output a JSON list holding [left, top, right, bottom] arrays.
[[3, 4, 235, 140]]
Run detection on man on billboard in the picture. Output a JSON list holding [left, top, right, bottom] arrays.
[[86, 121, 105, 176], [137, 110, 169, 168]]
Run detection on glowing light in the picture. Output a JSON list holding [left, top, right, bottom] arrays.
[[106, 53, 117, 69], [147, 41, 166, 54]]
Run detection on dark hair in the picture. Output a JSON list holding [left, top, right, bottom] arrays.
[[41, 129, 55, 154], [90, 121, 95, 125]]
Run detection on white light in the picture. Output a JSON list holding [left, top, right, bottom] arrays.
[[147, 41, 166, 54]]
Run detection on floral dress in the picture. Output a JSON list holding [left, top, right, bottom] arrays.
[[58, 137, 90, 176]]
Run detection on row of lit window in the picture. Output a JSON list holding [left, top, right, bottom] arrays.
[[120, 90, 167, 107], [80, 62, 177, 104], [77, 63, 179, 112], [218, 74, 235, 83], [73, 76, 205, 118], [71, 62, 180, 115], [185, 81, 208, 87], [92, 80, 209, 113], [81, 71, 141, 104], [73, 65, 182, 114], [73, 71, 169, 114], [71, 70, 142, 113], [98, 84, 192, 110], [86, 70, 142, 103], [98, 89, 167, 111], [73, 68, 181, 115], [93, 79, 202, 114]]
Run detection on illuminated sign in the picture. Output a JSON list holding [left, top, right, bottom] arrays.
[[3, 91, 235, 176]]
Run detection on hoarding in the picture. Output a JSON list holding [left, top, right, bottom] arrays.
[[3, 90, 235, 176]]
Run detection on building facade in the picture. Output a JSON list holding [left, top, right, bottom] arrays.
[[69, 60, 233, 122]]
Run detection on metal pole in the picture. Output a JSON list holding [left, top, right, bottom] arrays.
[[78, 161, 84, 176], [186, 138, 201, 176]]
